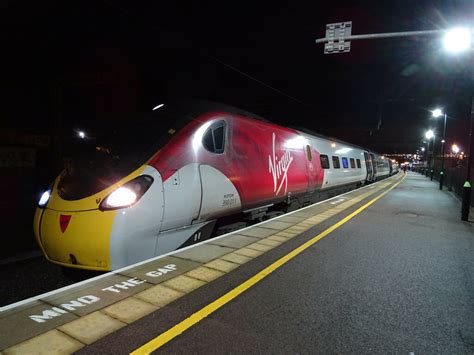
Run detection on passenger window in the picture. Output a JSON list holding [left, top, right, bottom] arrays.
[[320, 154, 330, 169], [356, 159, 361, 168], [202, 121, 226, 154], [350, 158, 355, 168], [305, 145, 312, 161], [342, 157, 349, 169], [332, 156, 340, 169]]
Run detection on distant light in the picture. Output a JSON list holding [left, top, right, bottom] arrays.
[[443, 27, 471, 53], [441, 139, 445, 143], [452, 144, 460, 154], [152, 103, 165, 110], [381, 156, 385, 160], [331, 142, 336, 148], [78, 131, 86, 139], [432, 108, 443, 118], [425, 130, 434, 139], [421, 147, 425, 152]]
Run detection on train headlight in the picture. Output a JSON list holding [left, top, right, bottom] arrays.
[[38, 189, 51, 208], [100, 175, 154, 211]]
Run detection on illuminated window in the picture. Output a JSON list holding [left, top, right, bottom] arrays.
[[342, 157, 349, 168]]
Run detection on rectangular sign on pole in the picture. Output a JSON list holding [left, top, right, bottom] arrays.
[[324, 21, 352, 54]]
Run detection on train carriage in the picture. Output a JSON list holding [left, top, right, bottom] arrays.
[[34, 101, 394, 271]]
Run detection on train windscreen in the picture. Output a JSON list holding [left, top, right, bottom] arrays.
[[58, 102, 196, 200]]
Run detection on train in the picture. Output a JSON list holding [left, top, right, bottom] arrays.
[[34, 101, 396, 271]]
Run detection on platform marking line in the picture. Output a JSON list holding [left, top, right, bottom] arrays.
[[131, 175, 405, 354]]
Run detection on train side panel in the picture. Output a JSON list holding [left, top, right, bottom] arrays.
[[305, 135, 367, 189], [228, 116, 323, 210]]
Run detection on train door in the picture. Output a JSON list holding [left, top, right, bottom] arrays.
[[370, 153, 377, 180], [364, 152, 374, 182], [305, 144, 318, 192], [160, 163, 202, 231]]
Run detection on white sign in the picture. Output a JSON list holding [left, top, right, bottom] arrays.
[[324, 21, 352, 54]]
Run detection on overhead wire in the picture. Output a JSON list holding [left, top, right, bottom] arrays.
[[101, 0, 306, 106]]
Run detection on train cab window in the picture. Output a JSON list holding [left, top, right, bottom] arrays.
[[305, 145, 312, 161], [202, 121, 226, 154], [350, 158, 355, 168], [320, 154, 330, 169], [332, 156, 340, 168], [356, 159, 361, 168], [342, 157, 349, 169]]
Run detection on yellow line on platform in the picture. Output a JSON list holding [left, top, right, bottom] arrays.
[[131, 175, 405, 354]]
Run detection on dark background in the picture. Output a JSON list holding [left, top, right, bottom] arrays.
[[0, 0, 472, 257]]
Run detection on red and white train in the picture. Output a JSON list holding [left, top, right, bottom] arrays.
[[34, 101, 394, 271]]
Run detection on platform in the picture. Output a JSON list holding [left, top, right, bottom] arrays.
[[1, 172, 473, 354]]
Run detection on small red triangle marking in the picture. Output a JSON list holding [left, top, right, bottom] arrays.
[[59, 215, 71, 233]]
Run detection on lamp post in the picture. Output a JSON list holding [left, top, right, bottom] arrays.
[[315, 25, 473, 220], [432, 109, 447, 189], [425, 130, 435, 179], [442, 27, 473, 221]]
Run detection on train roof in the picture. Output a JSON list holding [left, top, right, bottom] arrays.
[[290, 126, 371, 152], [164, 99, 271, 123], [164, 99, 381, 155]]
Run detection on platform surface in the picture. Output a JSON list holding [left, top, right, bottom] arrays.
[[2, 172, 473, 354]]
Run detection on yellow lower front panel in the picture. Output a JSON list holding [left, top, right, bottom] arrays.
[[38, 208, 117, 270]]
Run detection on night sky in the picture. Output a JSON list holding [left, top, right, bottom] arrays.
[[1, 0, 472, 154]]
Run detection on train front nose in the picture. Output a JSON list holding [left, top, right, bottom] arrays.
[[33, 165, 164, 271], [34, 207, 116, 270]]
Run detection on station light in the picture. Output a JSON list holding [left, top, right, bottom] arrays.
[[452, 144, 460, 154], [425, 130, 434, 139], [152, 103, 165, 110], [78, 131, 86, 139], [432, 108, 443, 118], [443, 27, 471, 53]]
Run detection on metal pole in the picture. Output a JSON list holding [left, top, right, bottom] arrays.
[[315, 29, 445, 44], [430, 137, 435, 180], [461, 36, 474, 221], [439, 113, 447, 190], [461, 94, 473, 220], [425, 142, 429, 176]]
